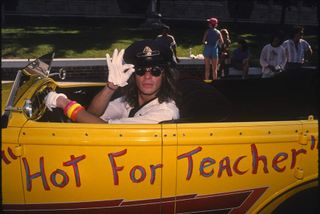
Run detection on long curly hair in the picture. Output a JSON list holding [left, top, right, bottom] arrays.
[[122, 65, 179, 108], [220, 29, 231, 46]]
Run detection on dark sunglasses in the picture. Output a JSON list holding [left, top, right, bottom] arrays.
[[135, 66, 163, 77]]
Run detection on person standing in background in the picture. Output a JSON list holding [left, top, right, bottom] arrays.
[[202, 17, 224, 83], [218, 28, 231, 78], [260, 32, 286, 78], [282, 26, 312, 70], [155, 24, 180, 63]]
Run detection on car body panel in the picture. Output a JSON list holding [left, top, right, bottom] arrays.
[[18, 122, 163, 204], [2, 128, 25, 204], [4, 119, 317, 213], [174, 121, 317, 213]]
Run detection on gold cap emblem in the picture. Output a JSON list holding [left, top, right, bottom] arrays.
[[143, 46, 152, 56]]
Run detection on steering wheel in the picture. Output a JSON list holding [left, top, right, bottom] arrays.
[[29, 84, 54, 121], [29, 82, 71, 123]]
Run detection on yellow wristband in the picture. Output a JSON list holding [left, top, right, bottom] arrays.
[[67, 103, 81, 118]]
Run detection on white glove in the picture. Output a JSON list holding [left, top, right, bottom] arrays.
[[106, 49, 135, 87], [45, 91, 67, 111]]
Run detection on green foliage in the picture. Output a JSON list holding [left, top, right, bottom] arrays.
[[1, 18, 318, 67]]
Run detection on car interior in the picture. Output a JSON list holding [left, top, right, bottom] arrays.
[[36, 68, 318, 123]]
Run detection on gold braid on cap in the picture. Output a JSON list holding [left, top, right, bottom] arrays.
[[136, 46, 160, 58]]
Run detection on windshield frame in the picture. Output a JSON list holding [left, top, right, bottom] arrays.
[[1, 53, 55, 128]]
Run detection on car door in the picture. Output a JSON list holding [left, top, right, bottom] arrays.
[[160, 123, 178, 214], [16, 121, 163, 213], [2, 96, 29, 209], [299, 118, 318, 181], [2, 127, 25, 207], [174, 120, 306, 213]]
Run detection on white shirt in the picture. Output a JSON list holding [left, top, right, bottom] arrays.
[[282, 39, 311, 63], [260, 44, 286, 78], [100, 97, 179, 124]]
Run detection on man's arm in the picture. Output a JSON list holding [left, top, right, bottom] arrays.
[[50, 82, 117, 124], [87, 49, 134, 116], [304, 41, 313, 61], [280, 47, 287, 69], [87, 82, 118, 116], [259, 46, 269, 68], [169, 35, 179, 62], [202, 30, 208, 44], [281, 41, 289, 61], [56, 96, 106, 123], [45, 49, 134, 123], [173, 48, 180, 62]]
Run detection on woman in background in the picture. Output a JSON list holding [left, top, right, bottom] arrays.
[[218, 28, 231, 78], [202, 17, 224, 83]]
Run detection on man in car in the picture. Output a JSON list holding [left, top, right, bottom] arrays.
[[45, 40, 180, 124]]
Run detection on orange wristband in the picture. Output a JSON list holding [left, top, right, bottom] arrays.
[[64, 101, 76, 115], [67, 103, 81, 118], [70, 106, 85, 122]]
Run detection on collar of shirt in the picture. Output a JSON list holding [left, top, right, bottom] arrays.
[[128, 97, 160, 117]]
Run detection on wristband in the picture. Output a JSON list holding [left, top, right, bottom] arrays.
[[67, 103, 81, 118], [64, 101, 76, 115], [70, 106, 85, 122]]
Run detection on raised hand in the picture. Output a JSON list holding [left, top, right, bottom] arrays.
[[106, 49, 135, 87]]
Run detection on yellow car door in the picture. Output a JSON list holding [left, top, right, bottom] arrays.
[[2, 81, 27, 207], [174, 120, 317, 213], [299, 118, 318, 178], [2, 127, 25, 206], [15, 121, 163, 213]]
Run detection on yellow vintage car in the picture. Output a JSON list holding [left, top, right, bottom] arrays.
[[1, 54, 318, 213]]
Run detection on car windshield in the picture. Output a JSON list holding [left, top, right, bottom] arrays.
[[22, 52, 55, 77], [1, 53, 54, 127]]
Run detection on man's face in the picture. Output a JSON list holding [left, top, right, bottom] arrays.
[[293, 31, 303, 42], [135, 67, 163, 97], [272, 37, 281, 47]]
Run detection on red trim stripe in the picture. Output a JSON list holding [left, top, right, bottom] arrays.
[[3, 187, 267, 213]]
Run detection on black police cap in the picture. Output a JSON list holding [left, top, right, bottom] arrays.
[[124, 39, 176, 67]]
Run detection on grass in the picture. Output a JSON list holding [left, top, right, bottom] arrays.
[[1, 17, 318, 67]]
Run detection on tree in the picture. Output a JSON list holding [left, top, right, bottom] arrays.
[[227, 0, 255, 22], [279, 0, 301, 25]]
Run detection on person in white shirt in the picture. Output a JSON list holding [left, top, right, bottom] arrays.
[[282, 26, 312, 70], [45, 40, 180, 124], [260, 32, 286, 78]]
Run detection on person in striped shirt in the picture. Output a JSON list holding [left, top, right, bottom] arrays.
[[282, 26, 312, 70]]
